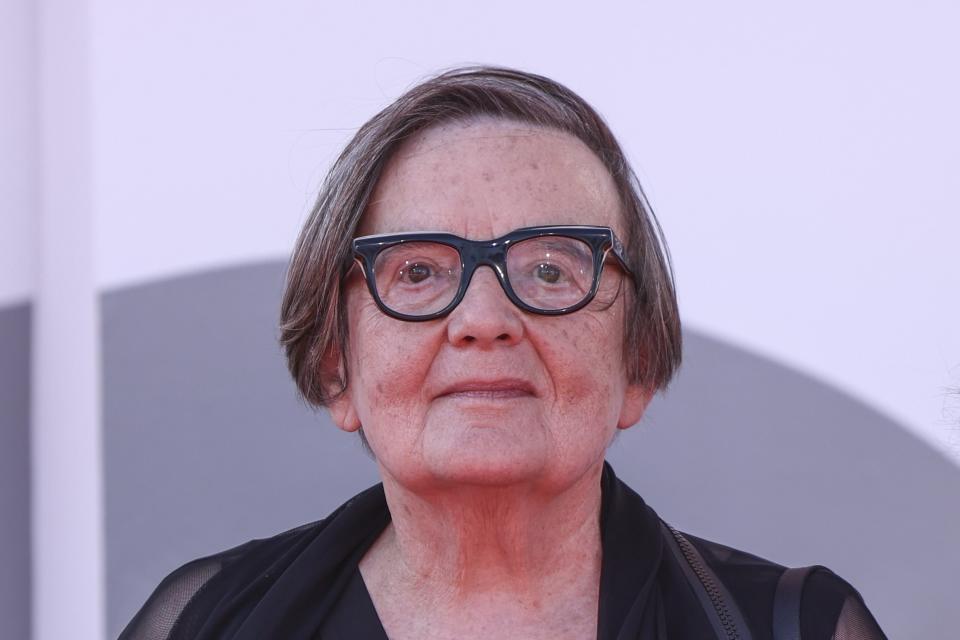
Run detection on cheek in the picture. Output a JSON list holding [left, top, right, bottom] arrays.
[[538, 309, 629, 435], [346, 303, 439, 438], [555, 310, 627, 388]]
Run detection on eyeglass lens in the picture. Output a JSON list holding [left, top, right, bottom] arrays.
[[371, 236, 596, 316]]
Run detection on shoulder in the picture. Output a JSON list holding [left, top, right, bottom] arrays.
[[119, 519, 326, 640], [119, 483, 389, 640], [679, 531, 885, 639]]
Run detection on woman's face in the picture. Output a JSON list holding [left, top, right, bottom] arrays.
[[331, 119, 651, 493]]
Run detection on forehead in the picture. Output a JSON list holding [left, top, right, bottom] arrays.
[[361, 119, 624, 239]]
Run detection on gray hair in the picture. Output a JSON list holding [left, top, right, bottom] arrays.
[[280, 66, 682, 408]]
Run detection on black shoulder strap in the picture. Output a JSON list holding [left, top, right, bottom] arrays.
[[772, 565, 816, 640], [660, 522, 753, 640]]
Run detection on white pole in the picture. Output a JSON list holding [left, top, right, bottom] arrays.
[[32, 0, 105, 637]]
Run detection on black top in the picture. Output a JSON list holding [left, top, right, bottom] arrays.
[[120, 463, 885, 639]]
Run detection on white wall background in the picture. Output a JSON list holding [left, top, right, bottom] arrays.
[[88, 0, 960, 459], [1, 0, 37, 306], [6, 1, 960, 638]]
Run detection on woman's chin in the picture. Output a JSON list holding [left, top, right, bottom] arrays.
[[419, 425, 551, 488]]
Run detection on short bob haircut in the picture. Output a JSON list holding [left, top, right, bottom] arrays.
[[280, 66, 682, 408]]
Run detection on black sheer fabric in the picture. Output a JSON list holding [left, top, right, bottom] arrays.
[[833, 595, 887, 640], [120, 463, 886, 639]]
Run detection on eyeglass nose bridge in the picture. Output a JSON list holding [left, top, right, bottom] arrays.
[[453, 242, 516, 309]]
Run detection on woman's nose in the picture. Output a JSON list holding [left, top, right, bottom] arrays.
[[445, 266, 524, 347]]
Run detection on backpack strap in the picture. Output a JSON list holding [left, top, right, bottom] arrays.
[[772, 565, 817, 640], [660, 522, 753, 640]]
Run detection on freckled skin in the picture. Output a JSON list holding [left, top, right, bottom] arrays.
[[323, 117, 657, 640], [333, 118, 651, 496]]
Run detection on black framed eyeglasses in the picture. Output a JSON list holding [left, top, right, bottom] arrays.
[[351, 225, 634, 321]]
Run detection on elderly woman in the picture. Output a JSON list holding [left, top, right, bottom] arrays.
[[121, 67, 885, 639]]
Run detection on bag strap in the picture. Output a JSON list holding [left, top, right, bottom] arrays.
[[660, 522, 753, 640], [772, 565, 817, 640]]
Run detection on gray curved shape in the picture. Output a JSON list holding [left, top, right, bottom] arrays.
[[0, 303, 31, 640], [103, 261, 959, 638], [608, 335, 959, 637]]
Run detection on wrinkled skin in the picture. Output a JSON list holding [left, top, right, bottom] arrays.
[[327, 118, 654, 639], [331, 118, 650, 493]]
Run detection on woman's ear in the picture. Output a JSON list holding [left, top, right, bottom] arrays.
[[617, 383, 654, 430], [320, 345, 361, 433], [328, 389, 362, 433]]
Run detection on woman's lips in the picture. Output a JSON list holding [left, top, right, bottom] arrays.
[[436, 379, 537, 400], [443, 389, 533, 400]]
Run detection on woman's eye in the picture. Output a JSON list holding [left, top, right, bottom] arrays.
[[402, 262, 433, 284], [535, 263, 563, 284]]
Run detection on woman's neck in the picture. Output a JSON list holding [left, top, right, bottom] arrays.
[[361, 462, 605, 604]]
